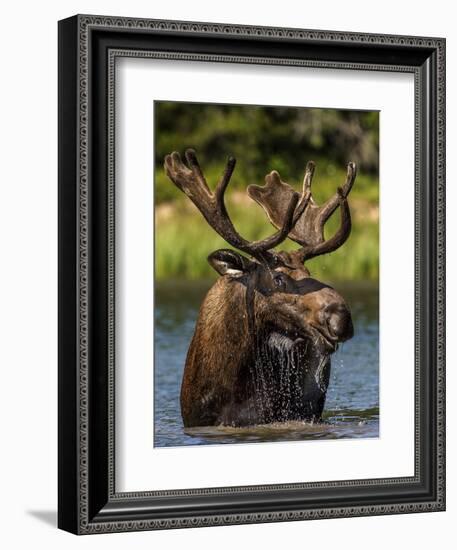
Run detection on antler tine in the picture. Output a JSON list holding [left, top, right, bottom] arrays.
[[295, 161, 356, 261], [302, 160, 316, 204], [215, 155, 237, 206], [164, 149, 302, 265], [292, 161, 315, 225], [295, 191, 352, 262], [316, 161, 357, 228], [184, 149, 211, 194], [247, 160, 356, 264], [164, 150, 211, 202]]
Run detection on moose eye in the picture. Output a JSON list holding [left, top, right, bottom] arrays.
[[273, 273, 287, 289]]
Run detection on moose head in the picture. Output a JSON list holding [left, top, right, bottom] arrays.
[[164, 149, 356, 428]]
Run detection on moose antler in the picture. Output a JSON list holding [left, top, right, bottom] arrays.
[[247, 161, 356, 262], [164, 149, 309, 266]]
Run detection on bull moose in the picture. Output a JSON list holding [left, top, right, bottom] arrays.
[[164, 149, 356, 428]]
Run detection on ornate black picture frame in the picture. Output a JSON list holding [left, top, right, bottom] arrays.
[[58, 14, 445, 534]]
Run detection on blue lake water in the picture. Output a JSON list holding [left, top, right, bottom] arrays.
[[154, 280, 379, 447]]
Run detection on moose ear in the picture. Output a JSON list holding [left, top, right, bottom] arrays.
[[207, 249, 253, 277]]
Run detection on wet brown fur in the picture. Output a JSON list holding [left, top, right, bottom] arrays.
[[180, 261, 351, 427]]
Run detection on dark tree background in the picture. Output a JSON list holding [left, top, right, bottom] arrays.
[[155, 101, 379, 203]]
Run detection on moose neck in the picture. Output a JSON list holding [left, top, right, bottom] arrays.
[[182, 277, 256, 413]]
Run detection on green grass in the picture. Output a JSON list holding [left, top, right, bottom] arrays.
[[154, 197, 379, 282]]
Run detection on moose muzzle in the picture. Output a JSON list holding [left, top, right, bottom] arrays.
[[324, 303, 354, 342]]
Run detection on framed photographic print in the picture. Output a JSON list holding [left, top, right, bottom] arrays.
[[58, 14, 445, 534]]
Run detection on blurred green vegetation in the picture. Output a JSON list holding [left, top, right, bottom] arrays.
[[154, 102, 379, 281]]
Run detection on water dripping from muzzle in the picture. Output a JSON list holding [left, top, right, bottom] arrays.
[[244, 275, 330, 424], [248, 331, 330, 424], [314, 354, 330, 392]]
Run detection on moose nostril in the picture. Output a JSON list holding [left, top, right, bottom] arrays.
[[325, 305, 354, 341]]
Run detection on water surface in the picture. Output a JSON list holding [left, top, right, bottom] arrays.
[[154, 280, 379, 447]]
